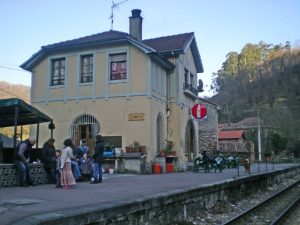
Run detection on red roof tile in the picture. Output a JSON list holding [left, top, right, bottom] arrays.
[[218, 130, 245, 140]]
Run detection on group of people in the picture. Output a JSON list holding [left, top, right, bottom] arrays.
[[14, 134, 105, 188]]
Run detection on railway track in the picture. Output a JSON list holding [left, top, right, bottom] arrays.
[[222, 180, 300, 225]]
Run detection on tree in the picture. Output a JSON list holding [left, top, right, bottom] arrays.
[[270, 133, 288, 155]]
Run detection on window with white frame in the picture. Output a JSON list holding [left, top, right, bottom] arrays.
[[184, 68, 188, 84], [110, 53, 127, 80], [190, 73, 194, 87], [80, 54, 93, 83], [51, 58, 65, 86]]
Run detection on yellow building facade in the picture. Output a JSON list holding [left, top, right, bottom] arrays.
[[21, 9, 204, 167]]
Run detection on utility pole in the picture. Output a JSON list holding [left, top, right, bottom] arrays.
[[257, 106, 262, 161]]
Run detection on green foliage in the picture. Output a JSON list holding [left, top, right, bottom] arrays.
[[271, 133, 288, 154], [210, 41, 300, 156]]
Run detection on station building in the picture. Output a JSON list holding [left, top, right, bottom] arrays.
[[21, 9, 210, 167]]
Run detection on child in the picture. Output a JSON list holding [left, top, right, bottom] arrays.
[[55, 149, 62, 188], [81, 153, 94, 181]]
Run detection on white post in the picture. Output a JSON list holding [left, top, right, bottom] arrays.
[[257, 107, 262, 161]]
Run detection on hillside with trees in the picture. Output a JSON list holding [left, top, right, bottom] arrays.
[[210, 42, 300, 158], [0, 81, 30, 138]]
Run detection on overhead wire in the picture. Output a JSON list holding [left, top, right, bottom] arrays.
[[0, 65, 29, 72]]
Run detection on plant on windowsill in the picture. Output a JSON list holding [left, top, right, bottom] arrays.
[[125, 141, 146, 154]]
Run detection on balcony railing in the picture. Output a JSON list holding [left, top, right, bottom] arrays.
[[183, 83, 199, 98]]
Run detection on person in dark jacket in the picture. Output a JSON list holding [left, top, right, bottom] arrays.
[[91, 135, 104, 184], [41, 138, 56, 183], [14, 137, 37, 187]]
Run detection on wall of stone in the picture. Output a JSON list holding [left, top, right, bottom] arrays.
[[0, 163, 48, 187], [198, 102, 218, 155]]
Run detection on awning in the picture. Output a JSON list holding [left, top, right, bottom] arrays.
[[0, 98, 52, 127]]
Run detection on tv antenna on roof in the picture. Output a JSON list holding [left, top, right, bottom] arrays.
[[109, 0, 128, 30]]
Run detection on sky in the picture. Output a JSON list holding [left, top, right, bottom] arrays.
[[0, 0, 299, 97]]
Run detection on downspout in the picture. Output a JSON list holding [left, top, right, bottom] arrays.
[[166, 71, 170, 140], [166, 54, 175, 140]]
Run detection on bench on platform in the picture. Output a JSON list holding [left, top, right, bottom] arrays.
[[0, 163, 48, 187]]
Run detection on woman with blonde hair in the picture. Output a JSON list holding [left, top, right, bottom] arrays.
[[60, 138, 76, 189]]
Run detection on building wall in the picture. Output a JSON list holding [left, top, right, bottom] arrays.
[[166, 47, 200, 166], [198, 102, 219, 155], [30, 43, 203, 167], [30, 44, 170, 162]]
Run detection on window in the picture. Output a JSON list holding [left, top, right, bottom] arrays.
[[80, 54, 93, 83], [51, 58, 65, 86], [110, 53, 127, 80], [184, 69, 188, 84], [190, 73, 194, 87]]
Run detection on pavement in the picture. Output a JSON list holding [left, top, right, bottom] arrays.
[[0, 163, 298, 225]]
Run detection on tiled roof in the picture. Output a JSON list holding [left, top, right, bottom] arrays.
[[218, 130, 245, 140], [143, 33, 194, 53], [21, 30, 203, 73], [42, 30, 129, 50], [143, 32, 203, 72]]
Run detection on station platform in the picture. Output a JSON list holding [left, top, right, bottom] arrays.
[[0, 163, 299, 225]]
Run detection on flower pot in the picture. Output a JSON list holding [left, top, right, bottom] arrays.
[[159, 151, 165, 157]]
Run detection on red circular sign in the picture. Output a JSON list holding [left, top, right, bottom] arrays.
[[191, 104, 207, 120]]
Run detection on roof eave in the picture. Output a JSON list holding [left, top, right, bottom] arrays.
[[20, 38, 131, 71], [147, 53, 174, 72]]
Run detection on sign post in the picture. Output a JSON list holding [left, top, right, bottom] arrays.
[[191, 103, 207, 121]]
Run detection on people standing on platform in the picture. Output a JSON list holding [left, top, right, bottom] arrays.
[[91, 134, 104, 184], [71, 147, 82, 182], [81, 153, 94, 181], [76, 139, 89, 166], [60, 138, 76, 189], [202, 150, 210, 161], [202, 150, 211, 173], [13, 137, 37, 187], [41, 138, 56, 183], [55, 149, 62, 188]]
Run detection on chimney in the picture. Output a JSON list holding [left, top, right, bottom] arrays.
[[129, 9, 143, 41]]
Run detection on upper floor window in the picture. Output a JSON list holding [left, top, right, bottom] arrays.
[[80, 54, 93, 83], [184, 69, 188, 84], [190, 73, 194, 87], [110, 53, 127, 80], [51, 58, 65, 86]]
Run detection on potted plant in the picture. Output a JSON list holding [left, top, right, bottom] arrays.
[[159, 149, 165, 157], [126, 141, 146, 154], [163, 140, 175, 157], [133, 140, 140, 153], [125, 144, 134, 153]]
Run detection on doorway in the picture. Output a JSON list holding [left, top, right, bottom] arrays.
[[185, 119, 195, 162], [70, 113, 100, 153]]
